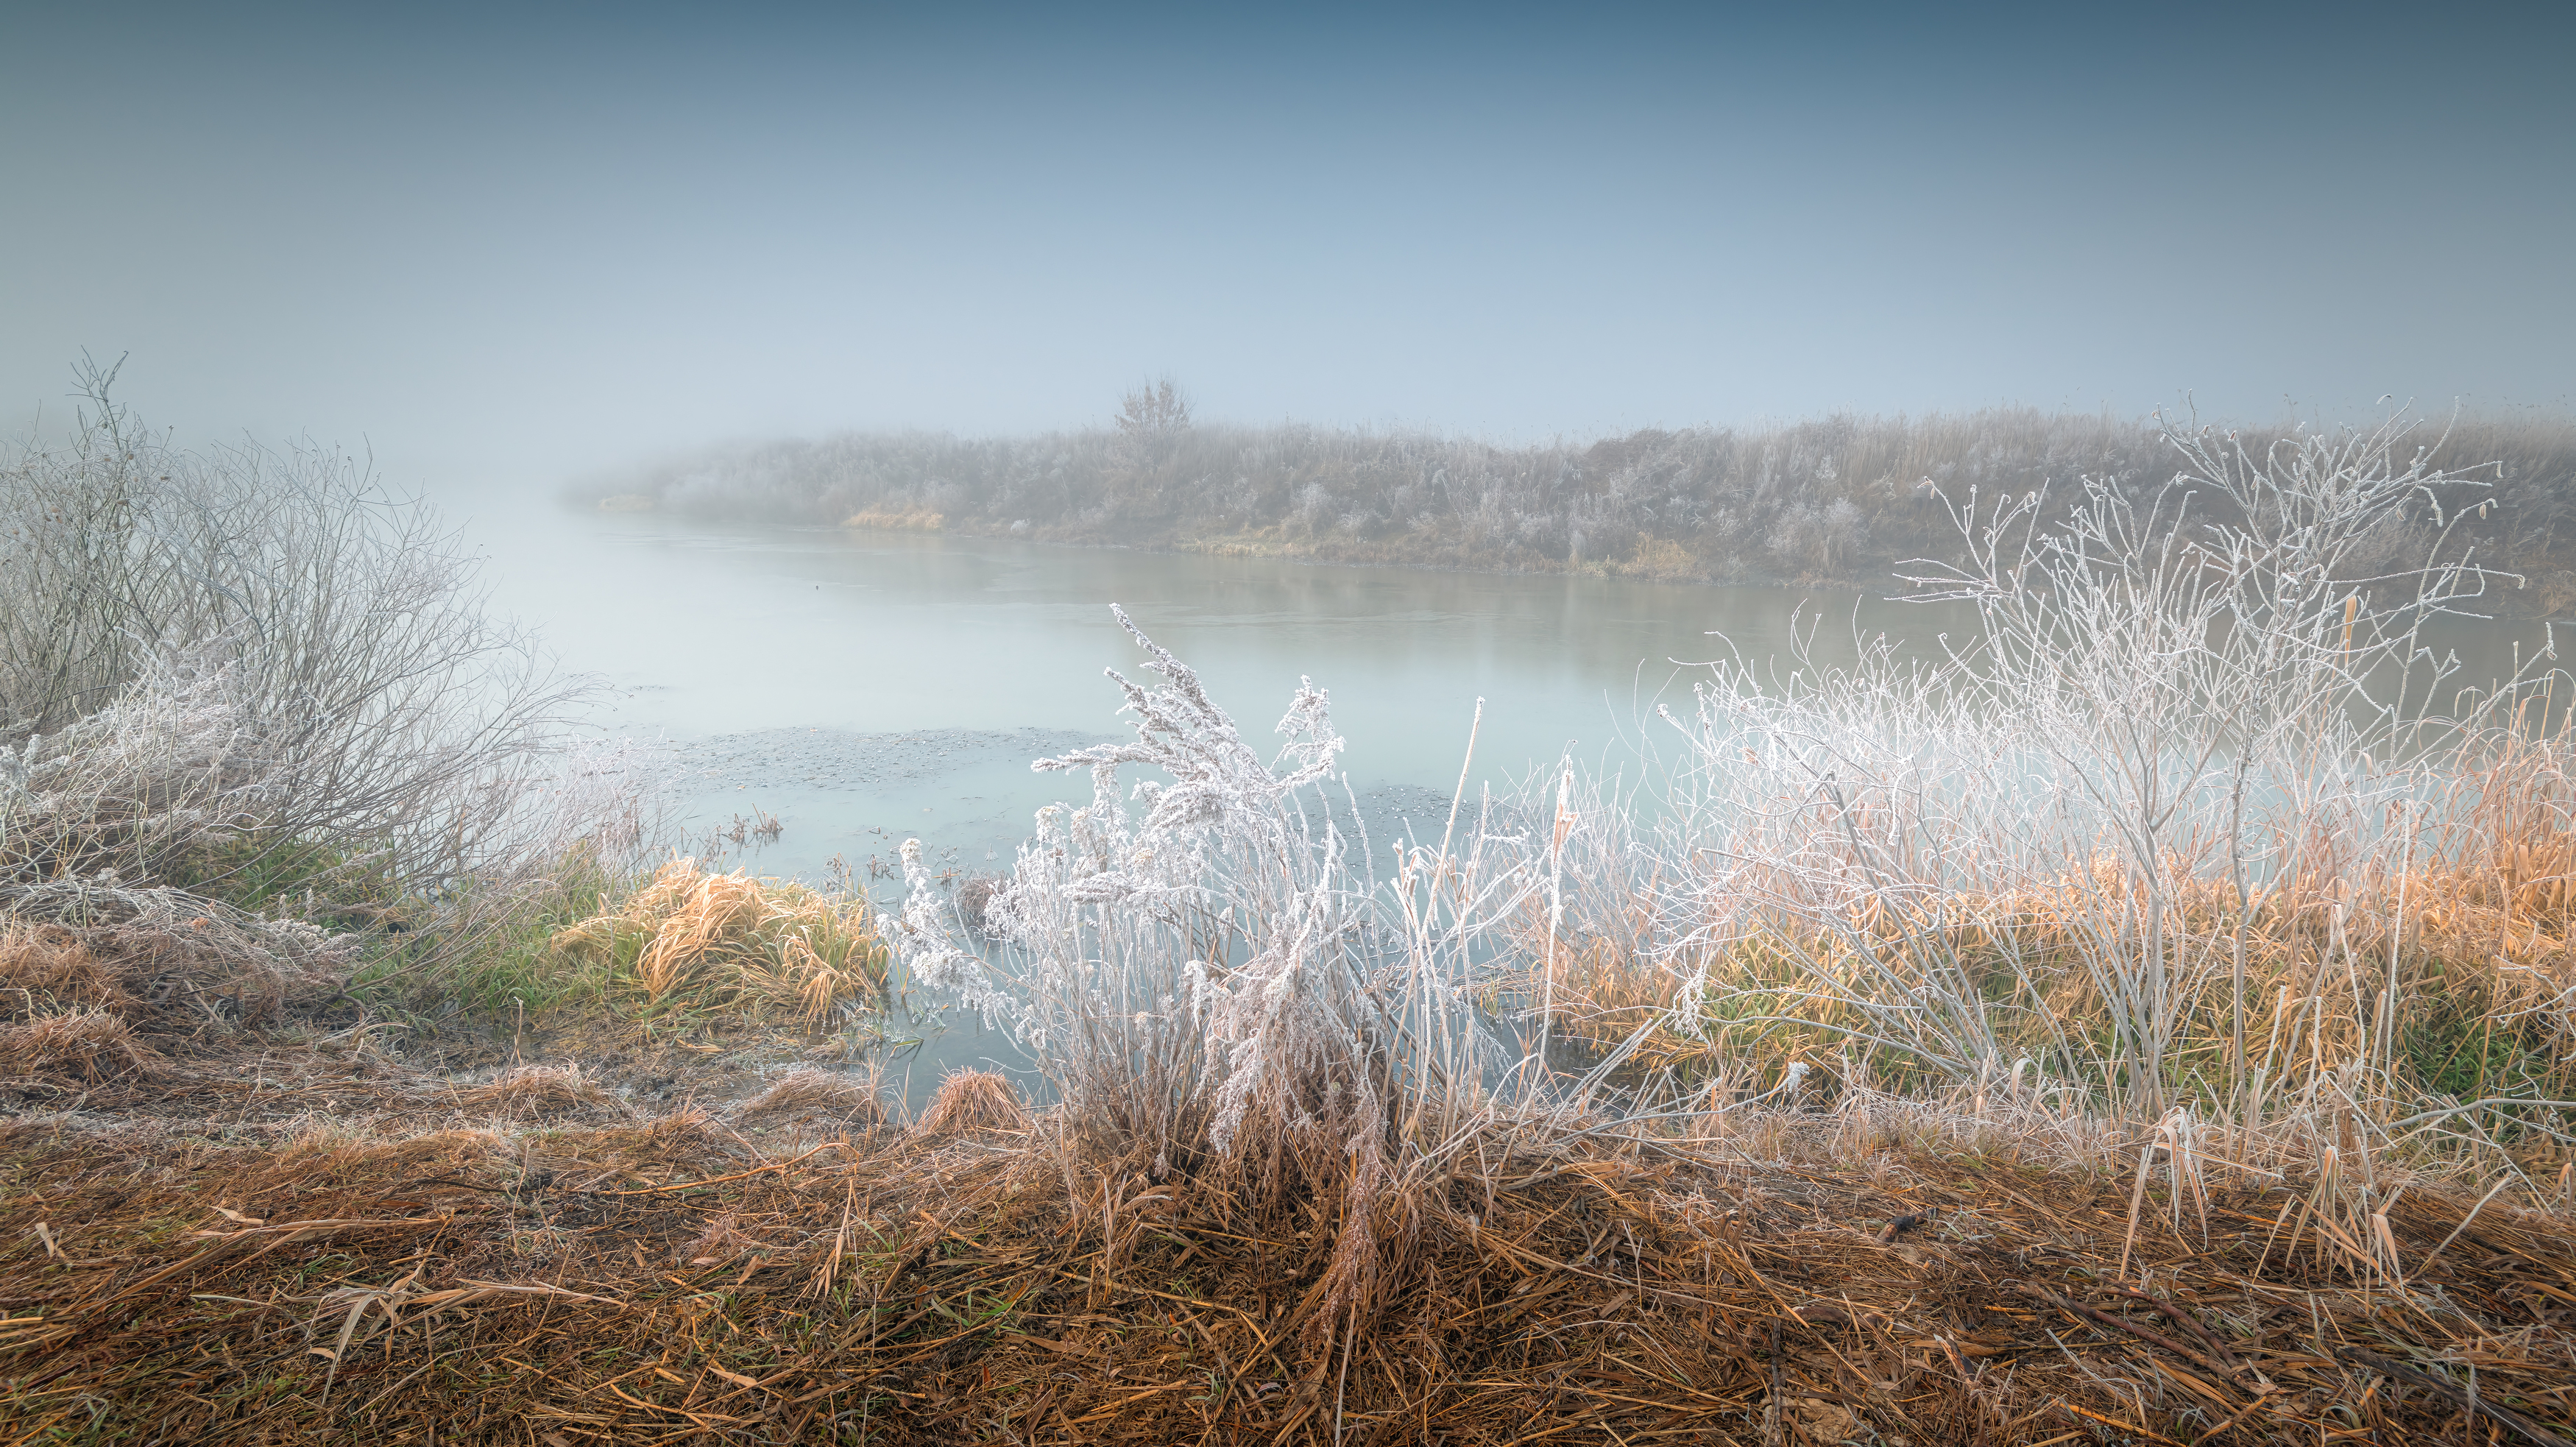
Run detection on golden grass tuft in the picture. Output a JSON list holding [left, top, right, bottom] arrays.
[[547, 857, 888, 1025], [915, 1067, 1030, 1136], [736, 1068, 885, 1127], [0, 922, 129, 1016], [0, 1008, 160, 1080], [453, 1064, 626, 1118], [1535, 849, 2576, 1100]]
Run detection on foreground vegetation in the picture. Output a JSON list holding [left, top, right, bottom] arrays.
[[588, 387, 2576, 609], [5, 375, 2575, 1443], [7, 1069, 2570, 1445]]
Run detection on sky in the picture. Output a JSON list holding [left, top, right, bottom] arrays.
[[4, 1, 2571, 502]]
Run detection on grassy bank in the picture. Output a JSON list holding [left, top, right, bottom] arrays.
[[584, 403, 2576, 611], [7, 1081, 2572, 1445], [8, 381, 2576, 1443]]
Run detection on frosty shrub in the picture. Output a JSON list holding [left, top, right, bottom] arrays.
[[888, 608, 1520, 1345], [1498, 408, 2576, 1179], [1, 653, 275, 885], [895, 607, 1379, 1167], [1, 361, 634, 958]]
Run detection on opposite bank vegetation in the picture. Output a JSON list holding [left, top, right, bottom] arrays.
[[3, 367, 2574, 1443], [586, 384, 2576, 613]]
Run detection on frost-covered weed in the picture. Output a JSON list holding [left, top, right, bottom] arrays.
[[893, 606, 1381, 1164], [1, 654, 276, 885], [1502, 411, 2576, 1186], [885, 606, 1448, 1342]]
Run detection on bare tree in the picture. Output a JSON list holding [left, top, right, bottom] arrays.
[[1113, 375, 1192, 439]]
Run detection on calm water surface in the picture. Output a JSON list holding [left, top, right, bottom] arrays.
[[476, 511, 2562, 882], [481, 512, 1984, 878]]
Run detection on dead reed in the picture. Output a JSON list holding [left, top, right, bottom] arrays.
[[452, 1064, 631, 1121], [0, 887, 352, 1063], [736, 1068, 887, 1129], [0, 1009, 159, 1082]]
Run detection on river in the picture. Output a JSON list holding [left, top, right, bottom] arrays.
[[475, 512, 2017, 882], [465, 507, 2561, 1094]]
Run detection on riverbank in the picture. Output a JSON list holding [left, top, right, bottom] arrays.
[[583, 406, 2576, 616], [8, 988, 2575, 1445], [14, 388, 2576, 1444]]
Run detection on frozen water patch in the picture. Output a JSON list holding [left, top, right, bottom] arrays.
[[664, 726, 1108, 793]]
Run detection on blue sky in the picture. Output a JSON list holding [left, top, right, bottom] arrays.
[[4, 1, 2569, 495]]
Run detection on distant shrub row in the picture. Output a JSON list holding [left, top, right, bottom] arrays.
[[584, 405, 2576, 609]]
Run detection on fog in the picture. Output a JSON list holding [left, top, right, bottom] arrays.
[[5, 1, 2571, 533]]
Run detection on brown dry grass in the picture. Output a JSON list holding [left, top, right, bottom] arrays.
[[0, 1010, 160, 1081], [0, 906, 350, 1101], [453, 1064, 631, 1121], [916, 1066, 1031, 1136], [0, 893, 347, 1028], [1524, 839, 2576, 1156], [736, 1068, 886, 1129], [546, 857, 889, 1027], [2, 1098, 2570, 1444], [0, 925, 128, 1016]]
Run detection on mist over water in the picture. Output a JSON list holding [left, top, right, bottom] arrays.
[[471, 506, 1938, 878], [469, 503, 2563, 892]]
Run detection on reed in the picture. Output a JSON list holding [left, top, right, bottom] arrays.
[[914, 1067, 1032, 1136]]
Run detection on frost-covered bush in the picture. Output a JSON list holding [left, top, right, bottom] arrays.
[[0, 654, 275, 885], [894, 606, 1383, 1171], [887, 608, 1521, 1343], [1, 361, 626, 941], [1515, 411, 2563, 1143]]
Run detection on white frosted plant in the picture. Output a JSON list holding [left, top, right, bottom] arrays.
[[893, 837, 1011, 1023], [1, 654, 279, 886], [881, 606, 1462, 1350], [890, 606, 1395, 1177], [1504, 409, 2558, 1151]]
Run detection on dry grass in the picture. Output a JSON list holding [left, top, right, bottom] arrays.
[[916, 1067, 1031, 1136], [545, 857, 888, 1027], [736, 1068, 886, 1128], [1, 1096, 2570, 1444], [0, 924, 127, 1014], [0, 1010, 160, 1081], [0, 888, 350, 1056], [1513, 760, 2576, 1196], [452, 1064, 630, 1120]]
